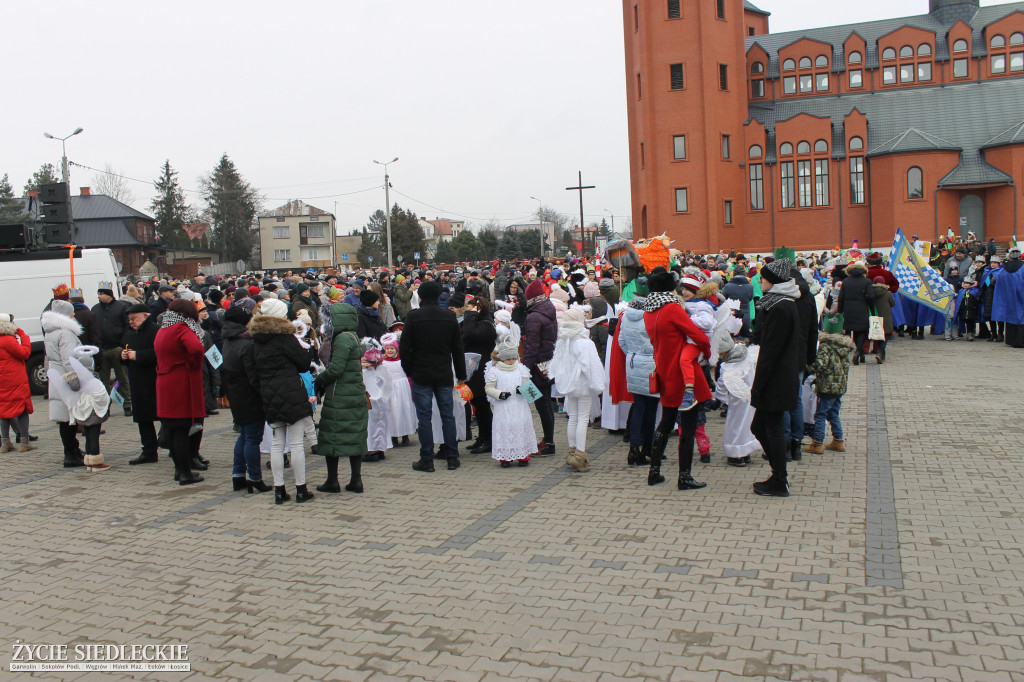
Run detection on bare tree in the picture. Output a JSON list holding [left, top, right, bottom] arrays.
[[91, 163, 136, 206]]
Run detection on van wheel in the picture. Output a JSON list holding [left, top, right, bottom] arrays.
[[27, 355, 48, 395]]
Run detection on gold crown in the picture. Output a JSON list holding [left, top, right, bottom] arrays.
[[98, 281, 114, 291], [68, 288, 84, 299]]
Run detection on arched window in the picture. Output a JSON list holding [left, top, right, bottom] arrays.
[[908, 167, 924, 199], [751, 61, 764, 73], [749, 144, 763, 158], [882, 47, 896, 60], [849, 136, 864, 150], [799, 56, 812, 69], [900, 45, 913, 58], [1011, 32, 1024, 46], [814, 139, 828, 153], [848, 50, 862, 64], [918, 43, 932, 56], [991, 35, 1006, 48], [797, 140, 811, 154], [783, 58, 796, 71], [815, 55, 828, 67], [780, 142, 794, 155], [953, 39, 968, 53]]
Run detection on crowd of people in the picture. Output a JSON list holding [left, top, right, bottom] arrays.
[[1, 239, 1021, 500]]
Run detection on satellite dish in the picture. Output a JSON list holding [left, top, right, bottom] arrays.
[[115, 260, 124, 274], [235, 259, 246, 272]]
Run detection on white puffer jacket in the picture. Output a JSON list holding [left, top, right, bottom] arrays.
[[41, 311, 83, 423]]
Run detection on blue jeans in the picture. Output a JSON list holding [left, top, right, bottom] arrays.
[[784, 371, 805, 442], [233, 420, 265, 482], [411, 381, 458, 461], [812, 396, 843, 443], [629, 394, 659, 447]]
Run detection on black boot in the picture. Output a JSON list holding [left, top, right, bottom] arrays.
[[190, 456, 208, 471], [63, 454, 85, 468], [274, 486, 290, 504], [316, 479, 341, 493], [295, 485, 314, 503], [627, 444, 640, 466], [677, 433, 706, 490], [247, 480, 272, 493], [637, 444, 651, 466], [647, 430, 668, 486], [232, 477, 247, 491], [129, 452, 158, 465], [345, 477, 364, 494], [790, 440, 802, 462]]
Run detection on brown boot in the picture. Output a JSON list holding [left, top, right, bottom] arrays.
[[826, 439, 846, 452], [802, 440, 825, 455], [567, 450, 590, 472], [0, 438, 13, 453], [19, 441, 37, 452]]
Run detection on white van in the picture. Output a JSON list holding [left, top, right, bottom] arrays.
[[0, 248, 121, 394]]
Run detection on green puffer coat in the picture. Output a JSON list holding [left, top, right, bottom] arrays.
[[809, 332, 856, 397], [314, 303, 367, 457]]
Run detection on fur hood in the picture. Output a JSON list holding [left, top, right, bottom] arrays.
[[817, 332, 856, 350], [846, 263, 869, 277], [249, 315, 296, 336], [0, 320, 18, 336], [871, 282, 892, 297], [41, 310, 83, 336], [696, 282, 720, 301]]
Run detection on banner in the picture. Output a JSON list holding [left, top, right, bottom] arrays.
[[886, 229, 956, 314]]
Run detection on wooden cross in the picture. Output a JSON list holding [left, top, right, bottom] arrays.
[[566, 170, 595, 257]]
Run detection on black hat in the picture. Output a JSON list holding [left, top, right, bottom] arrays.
[[419, 280, 442, 302], [762, 258, 794, 285], [359, 290, 380, 308], [126, 303, 149, 315], [449, 292, 467, 308], [224, 305, 252, 325], [647, 267, 677, 293], [158, 285, 175, 293]]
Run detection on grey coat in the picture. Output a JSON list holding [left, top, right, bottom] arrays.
[[42, 311, 84, 423]]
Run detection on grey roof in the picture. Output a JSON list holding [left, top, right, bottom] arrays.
[[73, 219, 144, 247], [70, 194, 153, 222], [746, 2, 1024, 79], [981, 118, 1024, 148], [747, 77, 1024, 187], [744, 1, 769, 16]]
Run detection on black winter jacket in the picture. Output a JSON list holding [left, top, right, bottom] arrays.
[[220, 320, 264, 426], [400, 302, 467, 386], [356, 306, 387, 341], [793, 274, 819, 367], [251, 316, 313, 425], [125, 315, 159, 423], [751, 295, 802, 412], [462, 310, 497, 359], [91, 299, 130, 348], [838, 264, 876, 332]]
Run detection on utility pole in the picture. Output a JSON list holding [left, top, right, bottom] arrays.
[[374, 157, 399, 269], [566, 171, 595, 257]]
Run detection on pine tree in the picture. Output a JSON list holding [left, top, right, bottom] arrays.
[[199, 154, 262, 263], [434, 239, 455, 264], [387, 204, 426, 265], [0, 173, 30, 224], [150, 160, 191, 248], [23, 164, 61, 194]]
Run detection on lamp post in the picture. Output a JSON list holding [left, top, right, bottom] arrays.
[[373, 157, 399, 269], [530, 196, 544, 257], [43, 127, 84, 184], [603, 208, 615, 235]]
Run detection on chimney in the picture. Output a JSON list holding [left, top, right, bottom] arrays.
[[28, 190, 38, 198], [80, 187, 91, 196]]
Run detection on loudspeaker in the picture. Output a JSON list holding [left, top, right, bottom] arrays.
[[0, 224, 31, 249]]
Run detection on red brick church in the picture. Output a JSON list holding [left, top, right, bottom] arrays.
[[623, 0, 1024, 252]]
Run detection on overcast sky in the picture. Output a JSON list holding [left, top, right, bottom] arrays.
[[5, 0, 1006, 237]]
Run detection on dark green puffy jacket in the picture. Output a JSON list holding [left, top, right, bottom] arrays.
[[314, 303, 367, 457]]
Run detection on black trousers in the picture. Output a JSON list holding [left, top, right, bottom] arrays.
[[654, 405, 699, 474], [466, 369, 492, 444], [161, 418, 203, 475], [852, 330, 868, 357], [751, 409, 788, 485], [138, 420, 158, 457], [534, 379, 554, 443], [58, 422, 80, 458], [988, 320, 1005, 338]]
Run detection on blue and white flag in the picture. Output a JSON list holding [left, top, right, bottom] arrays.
[[886, 229, 956, 314]]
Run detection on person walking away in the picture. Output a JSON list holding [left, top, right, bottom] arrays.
[[614, 283, 655, 467], [870, 277, 895, 362], [838, 261, 875, 365], [0, 313, 34, 453], [400, 281, 467, 472], [463, 297, 497, 454], [220, 305, 271, 493], [548, 307, 606, 472], [122, 305, 160, 464], [803, 332, 856, 454], [92, 282, 132, 415], [523, 280, 557, 455]]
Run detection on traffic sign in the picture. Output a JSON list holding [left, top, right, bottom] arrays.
[[368, 256, 373, 263], [414, 252, 420, 260], [341, 254, 349, 261]]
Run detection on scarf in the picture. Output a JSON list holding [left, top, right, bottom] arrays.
[[161, 311, 203, 341], [527, 293, 547, 308], [643, 291, 678, 313], [756, 279, 801, 313], [496, 359, 520, 372]]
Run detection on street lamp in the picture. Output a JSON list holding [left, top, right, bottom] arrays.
[[530, 196, 544, 257], [603, 208, 615, 235], [43, 127, 84, 184], [373, 157, 399, 269]]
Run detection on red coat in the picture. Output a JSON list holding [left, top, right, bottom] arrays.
[[867, 266, 900, 293], [0, 325, 33, 419], [644, 302, 712, 408], [155, 322, 206, 420], [609, 312, 632, 405]]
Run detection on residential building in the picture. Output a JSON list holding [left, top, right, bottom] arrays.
[[258, 201, 336, 270], [623, 0, 1024, 252], [419, 217, 464, 256], [334, 234, 363, 269]]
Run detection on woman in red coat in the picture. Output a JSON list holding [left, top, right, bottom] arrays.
[[643, 268, 711, 491], [155, 299, 207, 485], [0, 313, 34, 453]]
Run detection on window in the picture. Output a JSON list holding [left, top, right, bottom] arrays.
[[901, 64, 915, 83], [918, 43, 932, 56], [1012, 32, 1024, 45], [751, 61, 764, 73], [275, 217, 285, 222], [274, 249, 291, 262], [919, 62, 933, 80], [749, 164, 764, 210], [675, 188, 689, 212], [722, 134, 731, 159], [800, 57, 812, 69], [817, 73, 829, 91], [848, 50, 862, 64], [716, 0, 725, 20], [667, 0, 680, 19], [908, 167, 924, 199], [992, 34, 1006, 49], [992, 54, 1007, 73], [724, 200, 733, 225], [751, 78, 765, 97], [883, 47, 896, 60], [900, 45, 913, 58], [749, 144, 763, 158], [670, 63, 685, 89], [953, 39, 968, 53], [634, 4, 639, 30], [673, 134, 686, 159], [640, 142, 646, 169], [749, 27, 755, 36], [783, 76, 797, 94], [797, 140, 811, 154], [300, 224, 325, 238], [800, 74, 813, 92], [849, 136, 864, 151], [849, 69, 863, 88], [814, 139, 828, 153], [780, 142, 794, 155], [781, 162, 796, 208], [816, 55, 828, 67], [954, 58, 968, 78], [783, 58, 796, 71], [797, 160, 813, 207], [306, 247, 320, 260], [719, 63, 729, 90], [850, 157, 865, 204], [637, 73, 642, 98], [815, 159, 830, 206], [273, 225, 290, 239], [1011, 52, 1024, 72], [883, 66, 897, 84]]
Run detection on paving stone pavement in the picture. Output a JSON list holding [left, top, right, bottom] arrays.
[[2, 336, 1023, 681]]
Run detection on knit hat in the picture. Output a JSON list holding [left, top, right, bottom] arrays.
[[259, 298, 288, 319], [680, 271, 707, 293], [761, 258, 793, 285], [381, 332, 400, 351], [549, 284, 569, 304], [235, 298, 257, 314], [449, 292, 467, 309], [634, 276, 650, 297], [525, 280, 546, 301], [599, 277, 615, 289], [419, 280, 442, 303], [494, 309, 512, 324], [867, 252, 884, 265], [872, 276, 885, 284], [583, 281, 601, 298], [647, 267, 676, 293], [495, 337, 519, 361], [224, 305, 252, 325], [325, 286, 343, 301], [295, 282, 310, 295], [359, 290, 380, 308], [248, 285, 260, 296], [51, 299, 75, 317]]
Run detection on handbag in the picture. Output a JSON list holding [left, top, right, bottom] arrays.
[[868, 305, 885, 341]]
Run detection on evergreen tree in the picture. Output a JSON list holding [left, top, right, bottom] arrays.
[[387, 204, 426, 265], [150, 160, 192, 248], [23, 164, 61, 194], [477, 223, 501, 260], [499, 228, 521, 260], [0, 173, 30, 224], [598, 218, 612, 238], [434, 239, 455, 264], [199, 154, 263, 262], [451, 230, 482, 261], [357, 224, 385, 266]]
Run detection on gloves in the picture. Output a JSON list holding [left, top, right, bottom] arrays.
[[498, 391, 511, 400]]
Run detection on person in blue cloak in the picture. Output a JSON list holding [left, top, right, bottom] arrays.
[[992, 248, 1024, 349]]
